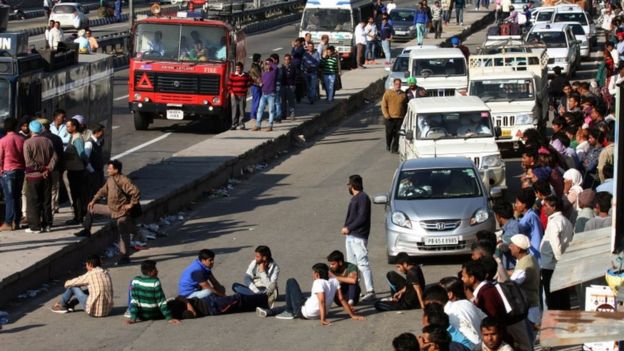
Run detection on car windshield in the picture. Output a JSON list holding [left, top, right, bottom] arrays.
[[536, 11, 553, 21], [0, 79, 9, 121], [390, 10, 415, 23], [395, 168, 482, 200], [470, 79, 534, 102], [412, 57, 466, 77], [53, 5, 76, 14], [526, 31, 567, 48], [554, 12, 587, 25], [416, 111, 494, 139], [301, 8, 353, 32], [134, 23, 228, 62], [392, 56, 409, 72]]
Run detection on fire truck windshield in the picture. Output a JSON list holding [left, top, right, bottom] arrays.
[[134, 23, 228, 62], [0, 79, 8, 121]]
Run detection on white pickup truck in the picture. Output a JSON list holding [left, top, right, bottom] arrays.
[[468, 44, 549, 152], [406, 48, 468, 97], [398, 96, 506, 191]]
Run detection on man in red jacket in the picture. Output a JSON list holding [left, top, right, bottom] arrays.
[[229, 62, 251, 130], [0, 117, 26, 231]]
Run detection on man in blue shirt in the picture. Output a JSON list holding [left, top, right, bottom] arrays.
[[178, 249, 225, 298], [379, 16, 395, 65], [301, 42, 320, 104], [514, 188, 543, 261]]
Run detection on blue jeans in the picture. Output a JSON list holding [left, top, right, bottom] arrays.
[[416, 23, 427, 45], [442, 10, 450, 22], [60, 287, 88, 310], [284, 278, 306, 316], [232, 282, 264, 296], [250, 85, 262, 119], [2, 169, 24, 225], [456, 8, 464, 24], [305, 73, 318, 103], [365, 41, 375, 60], [274, 85, 282, 121], [381, 39, 391, 63], [256, 93, 276, 127], [346, 235, 374, 293], [323, 74, 336, 102]]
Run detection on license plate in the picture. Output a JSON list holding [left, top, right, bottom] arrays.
[[502, 129, 512, 137], [396, 31, 406, 35], [424, 236, 459, 246], [166, 110, 184, 120]]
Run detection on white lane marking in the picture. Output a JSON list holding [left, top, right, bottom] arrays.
[[272, 47, 283, 51], [111, 133, 172, 160], [112, 125, 120, 130], [114, 94, 129, 101]]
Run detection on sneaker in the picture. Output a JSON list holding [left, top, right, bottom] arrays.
[[74, 230, 91, 237], [267, 289, 278, 309], [51, 303, 68, 314], [43, 226, 52, 233], [256, 307, 269, 318], [275, 311, 295, 320], [124, 309, 131, 319], [115, 256, 131, 266], [66, 299, 80, 312], [25, 228, 41, 234], [360, 291, 376, 302]]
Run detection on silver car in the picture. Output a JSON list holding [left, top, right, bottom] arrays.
[[374, 157, 497, 262]]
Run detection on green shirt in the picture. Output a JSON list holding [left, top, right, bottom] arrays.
[[335, 262, 358, 278], [320, 56, 339, 75], [129, 275, 173, 321]]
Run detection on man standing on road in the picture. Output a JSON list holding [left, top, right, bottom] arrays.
[[252, 59, 278, 132], [282, 54, 298, 119], [229, 61, 251, 130], [23, 120, 57, 234], [39, 118, 64, 221], [179, 249, 226, 299], [354, 19, 367, 68], [381, 78, 408, 153], [302, 42, 320, 104], [0, 118, 25, 231], [379, 17, 394, 65], [342, 174, 375, 301], [249, 53, 263, 121], [76, 160, 140, 266], [454, 0, 465, 26]]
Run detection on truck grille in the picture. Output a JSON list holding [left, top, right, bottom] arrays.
[[494, 115, 515, 127], [426, 88, 455, 97], [419, 220, 461, 231], [134, 71, 220, 95]]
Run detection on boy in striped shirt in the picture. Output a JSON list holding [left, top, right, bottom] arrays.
[[320, 46, 339, 102], [126, 260, 181, 325]]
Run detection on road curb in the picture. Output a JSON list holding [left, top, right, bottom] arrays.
[[0, 11, 495, 308]]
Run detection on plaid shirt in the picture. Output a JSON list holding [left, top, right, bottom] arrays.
[[64, 267, 113, 317], [129, 275, 172, 321]]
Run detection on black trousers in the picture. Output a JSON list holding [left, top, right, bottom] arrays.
[[385, 118, 404, 152], [541, 268, 570, 310], [26, 177, 53, 230], [333, 282, 361, 306], [67, 170, 87, 222], [374, 271, 420, 311]]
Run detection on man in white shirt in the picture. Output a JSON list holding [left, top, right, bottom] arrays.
[[256, 263, 364, 325], [540, 195, 574, 310], [48, 21, 64, 50], [354, 19, 367, 68], [44, 20, 55, 49], [364, 17, 378, 64], [436, 276, 486, 347]]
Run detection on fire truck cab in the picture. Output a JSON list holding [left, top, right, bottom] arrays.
[[129, 13, 245, 131]]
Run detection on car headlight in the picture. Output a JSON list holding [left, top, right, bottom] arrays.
[[409, 25, 415, 31], [481, 154, 502, 168], [470, 208, 489, 225], [391, 211, 412, 229], [555, 58, 567, 63], [514, 113, 534, 125]]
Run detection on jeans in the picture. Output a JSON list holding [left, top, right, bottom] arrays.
[[250, 85, 262, 118], [365, 41, 375, 60], [416, 23, 427, 45], [26, 177, 53, 230], [323, 74, 336, 102], [274, 85, 283, 121], [232, 282, 261, 296], [381, 39, 391, 63], [345, 235, 374, 293], [304, 73, 318, 103], [442, 10, 450, 23], [187, 289, 212, 299], [456, 7, 464, 24], [334, 282, 360, 306], [284, 278, 306, 316], [433, 19, 442, 38], [2, 169, 24, 225], [283, 85, 296, 118], [256, 93, 276, 127], [475, 0, 481, 9], [231, 94, 247, 126], [84, 204, 135, 256], [60, 286, 88, 310]]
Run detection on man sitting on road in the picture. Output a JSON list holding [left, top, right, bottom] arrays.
[[51, 255, 113, 317], [127, 260, 180, 325], [179, 249, 226, 299], [374, 252, 425, 311], [327, 250, 360, 306], [255, 263, 365, 325], [232, 245, 280, 308]]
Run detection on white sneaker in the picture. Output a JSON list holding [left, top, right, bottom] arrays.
[[360, 291, 376, 302], [25, 228, 41, 234], [124, 309, 131, 318], [256, 307, 269, 318]]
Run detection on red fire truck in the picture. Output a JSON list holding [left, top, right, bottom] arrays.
[[128, 11, 245, 131]]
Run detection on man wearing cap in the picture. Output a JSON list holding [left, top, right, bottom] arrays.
[[23, 120, 58, 233], [508, 234, 540, 341], [406, 77, 427, 100]]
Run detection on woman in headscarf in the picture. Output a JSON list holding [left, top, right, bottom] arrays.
[[563, 168, 584, 209]]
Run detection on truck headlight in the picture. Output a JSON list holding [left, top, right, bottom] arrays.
[[481, 154, 502, 168], [555, 58, 567, 63], [515, 113, 534, 125], [391, 211, 412, 229], [470, 208, 489, 225]]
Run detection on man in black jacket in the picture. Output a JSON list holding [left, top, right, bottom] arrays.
[[341, 174, 375, 301]]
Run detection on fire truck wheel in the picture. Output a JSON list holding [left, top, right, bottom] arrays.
[[134, 112, 151, 131]]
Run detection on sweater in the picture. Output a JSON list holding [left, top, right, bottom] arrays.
[[229, 71, 251, 96], [261, 65, 278, 94], [92, 174, 140, 219], [540, 211, 574, 270], [381, 89, 408, 118], [24, 135, 57, 180], [320, 56, 339, 75], [0, 132, 25, 172], [344, 191, 372, 239], [129, 275, 173, 321]]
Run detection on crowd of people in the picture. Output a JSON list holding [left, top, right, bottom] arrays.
[[44, 20, 99, 53]]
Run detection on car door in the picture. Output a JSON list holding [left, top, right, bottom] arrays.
[[399, 110, 414, 161], [565, 27, 579, 67]]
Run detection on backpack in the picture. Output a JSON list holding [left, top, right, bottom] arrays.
[[494, 280, 528, 325]]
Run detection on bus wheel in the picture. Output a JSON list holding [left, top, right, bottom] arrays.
[[134, 112, 150, 131]]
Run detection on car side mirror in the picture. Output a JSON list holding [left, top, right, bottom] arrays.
[[494, 126, 502, 138], [489, 186, 503, 199], [405, 131, 414, 141], [373, 194, 389, 204]]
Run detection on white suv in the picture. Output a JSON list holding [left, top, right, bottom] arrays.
[[526, 23, 581, 76], [551, 4, 596, 46]]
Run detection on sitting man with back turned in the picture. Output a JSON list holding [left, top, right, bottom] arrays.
[[179, 249, 226, 299]]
